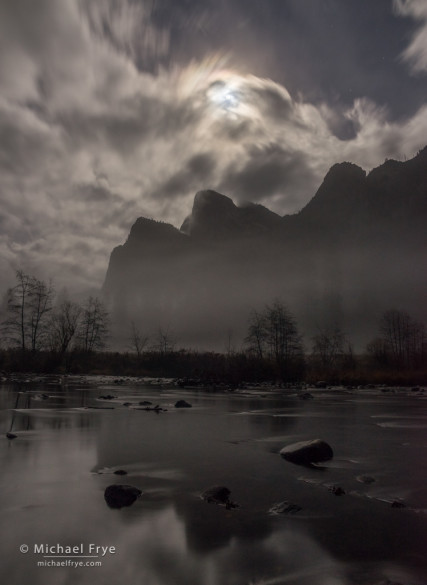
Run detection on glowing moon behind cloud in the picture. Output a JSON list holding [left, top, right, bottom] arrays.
[[207, 80, 240, 111]]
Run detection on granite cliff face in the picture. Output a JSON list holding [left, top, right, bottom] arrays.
[[103, 148, 427, 349]]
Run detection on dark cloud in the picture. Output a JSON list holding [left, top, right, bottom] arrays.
[[247, 85, 293, 121], [75, 184, 123, 204], [152, 153, 216, 199], [220, 144, 316, 210]]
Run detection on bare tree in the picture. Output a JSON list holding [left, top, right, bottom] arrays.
[[49, 300, 82, 355], [2, 270, 32, 351], [368, 309, 426, 369], [28, 277, 54, 351], [245, 310, 265, 359], [263, 300, 303, 365], [380, 309, 411, 365], [245, 300, 304, 369], [153, 326, 176, 355], [366, 337, 390, 367], [77, 297, 109, 352], [311, 326, 346, 370], [129, 321, 149, 357], [2, 270, 54, 351]]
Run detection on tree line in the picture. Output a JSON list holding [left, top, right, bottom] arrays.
[[1, 270, 109, 361], [0, 269, 426, 382]]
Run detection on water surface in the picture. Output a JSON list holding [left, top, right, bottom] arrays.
[[1, 380, 426, 585]]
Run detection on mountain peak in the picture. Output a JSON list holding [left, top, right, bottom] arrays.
[[297, 162, 366, 223], [127, 216, 185, 246], [324, 162, 366, 184], [181, 190, 236, 237], [193, 189, 235, 209], [181, 190, 282, 238]]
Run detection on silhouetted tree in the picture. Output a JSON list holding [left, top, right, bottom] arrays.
[[2, 270, 54, 351], [77, 297, 109, 352], [49, 300, 82, 355], [152, 326, 176, 355], [263, 301, 303, 365], [245, 300, 304, 379], [129, 321, 149, 357], [312, 326, 345, 369], [245, 310, 265, 359], [368, 309, 426, 369], [28, 277, 54, 351]]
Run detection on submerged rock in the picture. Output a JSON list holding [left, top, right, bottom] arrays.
[[202, 486, 230, 503], [269, 501, 302, 515], [175, 400, 192, 408], [329, 485, 346, 496], [114, 470, 128, 475], [299, 392, 314, 400], [139, 400, 152, 406], [6, 432, 17, 439], [280, 439, 333, 465], [391, 500, 406, 508], [135, 404, 166, 412], [201, 486, 238, 509], [104, 484, 142, 509]]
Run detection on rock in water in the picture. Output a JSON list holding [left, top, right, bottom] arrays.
[[202, 486, 230, 504], [280, 439, 333, 465], [269, 501, 302, 515], [6, 432, 17, 439], [201, 485, 238, 508], [329, 485, 346, 496], [299, 392, 314, 400], [104, 485, 142, 509], [175, 400, 192, 408]]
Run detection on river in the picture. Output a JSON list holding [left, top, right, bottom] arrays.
[[0, 379, 426, 585]]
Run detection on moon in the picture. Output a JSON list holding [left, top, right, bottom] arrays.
[[207, 80, 240, 111]]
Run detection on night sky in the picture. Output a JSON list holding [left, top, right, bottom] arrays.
[[1, 0, 427, 294]]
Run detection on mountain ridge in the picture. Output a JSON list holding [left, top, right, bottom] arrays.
[[103, 148, 427, 350]]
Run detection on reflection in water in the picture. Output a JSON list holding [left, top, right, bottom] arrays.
[[0, 383, 426, 584]]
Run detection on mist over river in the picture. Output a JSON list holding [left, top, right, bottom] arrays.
[[1, 379, 426, 585]]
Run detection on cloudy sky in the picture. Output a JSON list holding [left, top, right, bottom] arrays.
[[1, 0, 427, 294]]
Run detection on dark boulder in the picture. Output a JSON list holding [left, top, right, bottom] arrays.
[[202, 486, 230, 504], [201, 485, 238, 508], [6, 432, 17, 439], [329, 485, 346, 496], [299, 392, 314, 400], [175, 400, 192, 408], [114, 470, 128, 475], [104, 484, 142, 509], [139, 400, 152, 406], [280, 439, 333, 465]]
